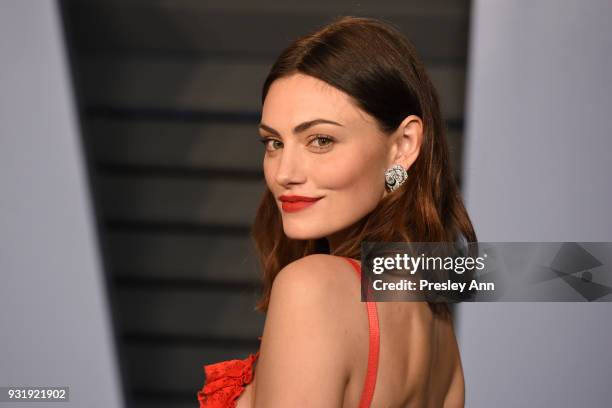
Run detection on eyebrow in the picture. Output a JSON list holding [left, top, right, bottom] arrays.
[[258, 118, 344, 136]]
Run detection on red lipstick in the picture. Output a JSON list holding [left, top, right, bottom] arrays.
[[279, 195, 322, 213]]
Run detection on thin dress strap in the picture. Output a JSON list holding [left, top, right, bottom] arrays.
[[344, 257, 379, 408]]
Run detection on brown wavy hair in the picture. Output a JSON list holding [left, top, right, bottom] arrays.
[[250, 16, 477, 317]]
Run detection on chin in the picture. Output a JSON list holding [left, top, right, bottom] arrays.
[[282, 223, 331, 241], [283, 228, 323, 241]]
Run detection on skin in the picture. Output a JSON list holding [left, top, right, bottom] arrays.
[[258, 73, 423, 250], [234, 73, 464, 407]]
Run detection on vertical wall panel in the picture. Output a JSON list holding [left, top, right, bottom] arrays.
[[0, 1, 124, 407], [460, 1, 612, 406]]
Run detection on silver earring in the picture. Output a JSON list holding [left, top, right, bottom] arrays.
[[384, 164, 408, 192]]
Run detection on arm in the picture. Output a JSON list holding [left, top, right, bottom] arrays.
[[252, 255, 354, 407]]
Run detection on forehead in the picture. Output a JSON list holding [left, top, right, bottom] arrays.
[[262, 73, 372, 127]]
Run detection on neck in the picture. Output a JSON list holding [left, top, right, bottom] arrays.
[[325, 226, 353, 254]]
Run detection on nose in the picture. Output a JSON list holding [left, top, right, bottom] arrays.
[[273, 143, 306, 187]]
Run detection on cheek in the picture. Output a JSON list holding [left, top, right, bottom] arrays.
[[316, 150, 387, 212], [324, 161, 381, 191]]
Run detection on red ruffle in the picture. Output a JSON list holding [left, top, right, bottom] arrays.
[[197, 351, 259, 408]]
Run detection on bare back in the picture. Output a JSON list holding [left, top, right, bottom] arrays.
[[238, 257, 464, 407], [342, 259, 464, 408], [342, 301, 464, 407]]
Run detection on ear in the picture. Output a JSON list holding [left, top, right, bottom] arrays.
[[389, 115, 423, 170]]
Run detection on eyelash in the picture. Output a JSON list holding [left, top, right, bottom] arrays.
[[259, 135, 335, 152]]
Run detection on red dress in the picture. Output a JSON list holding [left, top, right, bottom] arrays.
[[197, 257, 379, 408]]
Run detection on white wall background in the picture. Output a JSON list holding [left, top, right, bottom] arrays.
[[459, 0, 612, 406], [0, 1, 124, 407]]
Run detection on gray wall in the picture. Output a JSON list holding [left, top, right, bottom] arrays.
[[0, 1, 124, 407], [459, 0, 612, 406]]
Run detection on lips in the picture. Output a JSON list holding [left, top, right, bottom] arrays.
[[279, 195, 322, 213]]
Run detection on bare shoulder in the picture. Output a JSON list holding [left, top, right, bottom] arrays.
[[266, 254, 362, 327], [265, 253, 365, 363], [254, 255, 362, 406], [271, 254, 358, 297]]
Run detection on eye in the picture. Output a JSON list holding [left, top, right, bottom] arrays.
[[309, 135, 335, 149], [259, 137, 283, 152]]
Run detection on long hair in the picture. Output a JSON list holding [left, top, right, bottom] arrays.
[[251, 16, 476, 317]]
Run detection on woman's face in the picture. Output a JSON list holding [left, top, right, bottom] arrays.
[[259, 73, 409, 247]]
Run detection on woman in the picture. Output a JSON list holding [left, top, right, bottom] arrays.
[[198, 15, 475, 408]]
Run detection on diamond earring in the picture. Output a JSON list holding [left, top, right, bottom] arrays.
[[384, 164, 408, 192]]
